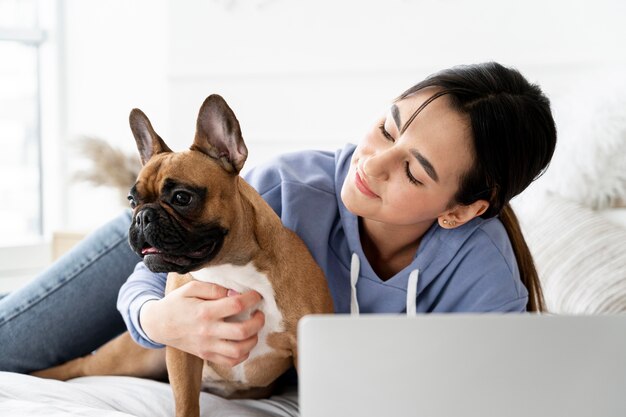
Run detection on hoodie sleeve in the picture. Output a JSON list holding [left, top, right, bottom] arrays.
[[117, 262, 167, 348]]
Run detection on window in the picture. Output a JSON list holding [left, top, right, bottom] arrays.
[[0, 0, 46, 245], [0, 0, 54, 292]]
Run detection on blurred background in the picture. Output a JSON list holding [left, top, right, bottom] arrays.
[[1, 0, 625, 294]]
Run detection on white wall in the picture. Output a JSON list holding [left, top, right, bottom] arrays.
[[59, 0, 626, 231], [166, 0, 626, 168], [61, 0, 169, 230]]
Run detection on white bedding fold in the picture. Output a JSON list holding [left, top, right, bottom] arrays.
[[0, 372, 298, 417]]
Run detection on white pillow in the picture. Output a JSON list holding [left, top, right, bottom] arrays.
[[514, 193, 626, 314], [535, 73, 626, 209]]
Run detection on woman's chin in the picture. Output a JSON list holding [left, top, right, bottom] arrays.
[[340, 182, 358, 213], [341, 180, 375, 216]]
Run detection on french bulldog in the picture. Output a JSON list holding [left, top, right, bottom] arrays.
[[33, 94, 334, 417]]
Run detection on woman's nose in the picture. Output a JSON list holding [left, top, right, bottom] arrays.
[[362, 148, 395, 181]]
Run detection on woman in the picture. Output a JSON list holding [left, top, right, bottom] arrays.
[[0, 62, 556, 415]]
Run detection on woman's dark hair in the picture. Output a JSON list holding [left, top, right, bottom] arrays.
[[397, 62, 557, 312]]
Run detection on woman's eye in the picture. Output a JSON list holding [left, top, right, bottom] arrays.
[[405, 162, 423, 186], [172, 191, 192, 206], [127, 195, 137, 209], [378, 123, 395, 142]]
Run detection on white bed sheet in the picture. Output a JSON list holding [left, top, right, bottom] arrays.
[[0, 372, 298, 417]]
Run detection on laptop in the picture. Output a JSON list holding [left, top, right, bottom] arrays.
[[298, 314, 626, 417]]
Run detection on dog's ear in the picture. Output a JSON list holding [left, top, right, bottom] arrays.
[[129, 109, 172, 165], [192, 94, 248, 174]]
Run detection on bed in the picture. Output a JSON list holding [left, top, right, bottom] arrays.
[[0, 372, 297, 417]]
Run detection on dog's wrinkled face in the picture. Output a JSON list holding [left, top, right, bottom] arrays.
[[127, 94, 248, 274], [127, 153, 231, 273]]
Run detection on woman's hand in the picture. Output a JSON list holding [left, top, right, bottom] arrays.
[[140, 281, 265, 367]]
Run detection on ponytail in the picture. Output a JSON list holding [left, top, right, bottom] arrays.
[[499, 204, 545, 312]]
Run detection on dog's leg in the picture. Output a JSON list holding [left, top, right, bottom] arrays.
[[32, 332, 166, 381], [165, 273, 204, 417], [167, 346, 204, 417]]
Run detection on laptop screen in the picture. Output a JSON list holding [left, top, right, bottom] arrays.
[[298, 314, 626, 417]]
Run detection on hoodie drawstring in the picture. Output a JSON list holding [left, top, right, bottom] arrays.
[[350, 253, 360, 315], [406, 269, 419, 316], [350, 253, 419, 316]]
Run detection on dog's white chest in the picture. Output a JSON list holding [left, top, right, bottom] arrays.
[[189, 263, 285, 387]]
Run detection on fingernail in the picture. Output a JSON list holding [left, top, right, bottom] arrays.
[[227, 289, 240, 297]]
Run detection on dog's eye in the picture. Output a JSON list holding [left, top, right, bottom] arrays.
[[172, 191, 192, 206], [127, 195, 137, 209]]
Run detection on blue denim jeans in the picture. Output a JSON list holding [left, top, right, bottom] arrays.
[[0, 210, 141, 373]]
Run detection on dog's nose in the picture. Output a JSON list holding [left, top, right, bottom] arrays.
[[136, 208, 156, 230]]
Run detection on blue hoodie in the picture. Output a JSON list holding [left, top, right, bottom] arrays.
[[118, 144, 528, 348]]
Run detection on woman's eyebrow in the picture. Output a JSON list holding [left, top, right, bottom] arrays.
[[391, 104, 402, 130], [410, 149, 439, 182]]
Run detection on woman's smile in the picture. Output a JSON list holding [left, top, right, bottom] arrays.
[[355, 169, 379, 198]]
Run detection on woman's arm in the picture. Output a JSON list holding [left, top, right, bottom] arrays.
[[117, 262, 167, 348], [117, 263, 265, 367]]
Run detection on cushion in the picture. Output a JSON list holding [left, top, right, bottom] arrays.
[[535, 73, 626, 209], [513, 193, 626, 314]]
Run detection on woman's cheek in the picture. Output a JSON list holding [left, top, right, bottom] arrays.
[[359, 129, 380, 151]]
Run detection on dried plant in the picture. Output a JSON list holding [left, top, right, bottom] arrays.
[[73, 136, 141, 205]]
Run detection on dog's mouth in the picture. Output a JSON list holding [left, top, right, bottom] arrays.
[[129, 210, 228, 273], [141, 245, 162, 256], [141, 240, 218, 259], [139, 238, 223, 273]]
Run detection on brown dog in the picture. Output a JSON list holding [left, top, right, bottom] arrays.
[[33, 95, 334, 417]]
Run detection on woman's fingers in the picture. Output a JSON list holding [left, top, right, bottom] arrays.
[[211, 334, 259, 360], [154, 283, 265, 363], [180, 280, 229, 300], [200, 351, 251, 367], [211, 310, 265, 341], [197, 333, 259, 365], [208, 290, 263, 319]]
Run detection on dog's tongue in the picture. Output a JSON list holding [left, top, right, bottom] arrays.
[[142, 247, 162, 255]]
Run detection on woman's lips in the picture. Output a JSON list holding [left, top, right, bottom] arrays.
[[355, 170, 379, 198]]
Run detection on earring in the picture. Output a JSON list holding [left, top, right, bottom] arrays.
[[442, 219, 456, 227]]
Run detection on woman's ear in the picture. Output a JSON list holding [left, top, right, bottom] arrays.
[[437, 200, 489, 229]]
